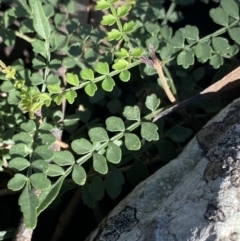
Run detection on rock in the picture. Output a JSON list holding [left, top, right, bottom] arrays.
[[86, 98, 240, 241]]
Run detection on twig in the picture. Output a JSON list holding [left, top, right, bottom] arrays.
[[141, 44, 177, 103]]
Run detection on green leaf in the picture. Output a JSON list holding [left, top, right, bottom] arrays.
[[169, 34, 184, 48], [1, 81, 14, 92], [0, 29, 16, 46], [80, 68, 94, 81], [112, 59, 129, 70], [160, 25, 173, 40], [49, 59, 61, 70], [130, 47, 144, 58], [210, 54, 223, 69], [20, 120, 36, 133], [177, 50, 194, 69], [19, 184, 39, 229], [65, 89, 77, 104], [66, 73, 79, 86], [34, 145, 54, 161], [95, 0, 111, 10], [54, 13, 66, 27], [106, 116, 125, 132], [29, 0, 51, 39], [47, 84, 62, 93], [42, 3, 54, 17], [227, 44, 239, 57], [209, 7, 228, 27], [124, 133, 141, 150], [46, 164, 65, 177], [192, 67, 205, 81], [13, 132, 33, 144], [102, 76, 115, 92], [36, 134, 56, 146], [228, 28, 240, 45], [68, 43, 82, 57], [46, 74, 60, 85], [88, 127, 109, 143], [29, 173, 51, 191], [220, 0, 239, 19], [104, 168, 124, 199], [195, 42, 212, 63], [115, 48, 129, 58], [8, 157, 30, 171], [93, 154, 108, 174], [7, 173, 27, 191], [82, 184, 97, 209], [106, 142, 122, 164], [117, 5, 131, 18], [101, 14, 116, 26], [126, 159, 148, 186], [156, 140, 178, 162], [212, 37, 230, 55], [30, 73, 44, 85], [95, 62, 109, 75], [165, 126, 193, 143], [141, 122, 159, 141], [107, 29, 122, 41], [89, 176, 105, 201], [38, 169, 71, 215], [31, 160, 49, 173], [71, 138, 93, 154], [66, 18, 79, 34], [31, 39, 47, 55], [32, 56, 46, 69], [53, 151, 75, 166], [180, 25, 199, 40], [62, 57, 76, 68], [72, 164, 86, 185], [159, 45, 174, 60], [84, 82, 97, 97], [53, 93, 64, 105], [123, 106, 141, 121], [9, 143, 31, 157], [123, 21, 137, 33], [119, 70, 130, 82], [144, 22, 160, 35], [145, 94, 160, 112]]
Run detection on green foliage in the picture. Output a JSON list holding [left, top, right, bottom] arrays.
[[1, 0, 240, 233]]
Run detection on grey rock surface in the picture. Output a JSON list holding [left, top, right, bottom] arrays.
[[86, 98, 240, 241]]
